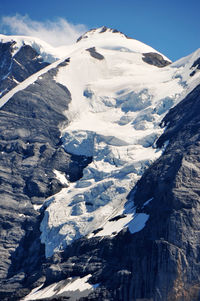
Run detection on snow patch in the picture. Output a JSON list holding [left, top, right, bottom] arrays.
[[22, 275, 93, 301], [128, 213, 149, 234], [54, 170, 69, 185], [33, 204, 42, 211]]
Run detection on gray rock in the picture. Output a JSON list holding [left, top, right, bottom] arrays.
[[0, 41, 49, 97], [86, 47, 104, 60], [190, 57, 200, 77], [142, 52, 171, 68]]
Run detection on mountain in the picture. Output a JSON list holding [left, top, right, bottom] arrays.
[[0, 26, 200, 300]]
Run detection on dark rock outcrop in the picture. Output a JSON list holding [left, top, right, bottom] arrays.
[[142, 52, 171, 68], [190, 57, 200, 76], [86, 47, 104, 60]]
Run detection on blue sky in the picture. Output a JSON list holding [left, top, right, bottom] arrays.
[[0, 0, 199, 61]]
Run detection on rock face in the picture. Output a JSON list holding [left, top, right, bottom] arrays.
[[142, 52, 171, 67], [86, 47, 104, 60], [190, 57, 200, 76], [0, 41, 49, 97]]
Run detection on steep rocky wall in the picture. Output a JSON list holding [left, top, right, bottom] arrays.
[[0, 42, 49, 97]]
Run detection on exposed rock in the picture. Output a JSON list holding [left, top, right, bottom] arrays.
[[86, 47, 104, 60], [142, 52, 171, 67], [190, 57, 200, 76], [108, 214, 127, 222], [0, 42, 49, 97], [99, 26, 108, 33]]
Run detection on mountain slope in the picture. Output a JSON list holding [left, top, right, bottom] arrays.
[[38, 30, 199, 258], [0, 28, 200, 300], [0, 56, 91, 300], [22, 82, 200, 301]]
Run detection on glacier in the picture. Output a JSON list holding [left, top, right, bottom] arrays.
[[1, 27, 200, 259], [38, 28, 200, 257]]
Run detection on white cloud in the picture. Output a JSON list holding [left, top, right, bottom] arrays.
[[1, 14, 88, 46]]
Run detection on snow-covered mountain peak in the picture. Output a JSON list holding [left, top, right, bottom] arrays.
[[76, 26, 127, 42], [76, 27, 170, 61]]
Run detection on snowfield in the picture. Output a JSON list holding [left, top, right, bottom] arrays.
[[1, 27, 200, 258]]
